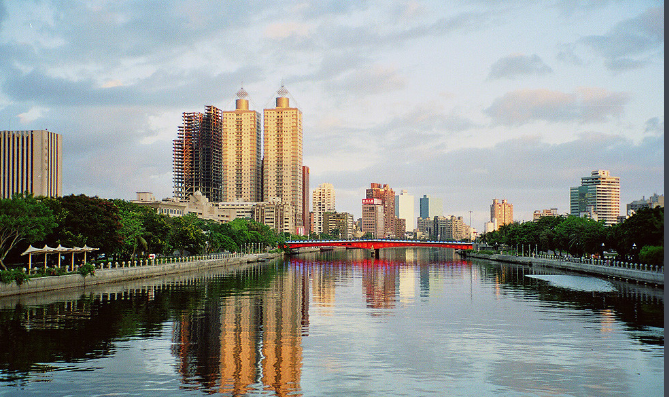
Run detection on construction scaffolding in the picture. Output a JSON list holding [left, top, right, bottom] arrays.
[[173, 106, 223, 202]]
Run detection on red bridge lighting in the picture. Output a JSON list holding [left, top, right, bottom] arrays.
[[280, 239, 473, 251]]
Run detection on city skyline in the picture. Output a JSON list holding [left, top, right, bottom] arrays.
[[0, 1, 662, 230]]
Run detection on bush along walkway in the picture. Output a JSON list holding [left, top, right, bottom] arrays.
[[0, 252, 280, 298], [463, 251, 663, 287]]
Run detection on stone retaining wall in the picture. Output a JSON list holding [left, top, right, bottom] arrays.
[[0, 253, 280, 298]]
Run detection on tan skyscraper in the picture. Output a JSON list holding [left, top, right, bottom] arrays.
[[312, 183, 335, 234], [366, 183, 396, 237], [1, 130, 62, 199], [490, 199, 513, 229], [263, 84, 303, 233], [222, 88, 262, 202], [570, 169, 620, 226]]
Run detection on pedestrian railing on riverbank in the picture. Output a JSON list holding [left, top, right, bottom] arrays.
[[529, 253, 664, 274], [20, 252, 273, 276], [466, 250, 663, 286], [88, 252, 255, 270]]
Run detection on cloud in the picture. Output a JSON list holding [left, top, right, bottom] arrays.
[[580, 6, 663, 70], [326, 65, 406, 96], [325, 130, 663, 226], [17, 106, 48, 124], [644, 117, 664, 135], [264, 21, 314, 40], [488, 54, 553, 79], [484, 87, 629, 125]]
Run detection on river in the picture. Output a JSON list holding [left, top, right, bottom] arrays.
[[0, 249, 663, 396]]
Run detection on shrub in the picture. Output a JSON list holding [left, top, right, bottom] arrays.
[[0, 269, 29, 285], [639, 245, 663, 267], [77, 263, 96, 278]]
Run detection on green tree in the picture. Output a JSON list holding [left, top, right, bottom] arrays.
[[0, 194, 56, 269], [167, 214, 205, 256], [45, 195, 123, 259], [639, 245, 663, 266]]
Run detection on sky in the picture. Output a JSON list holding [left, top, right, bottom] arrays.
[[0, 0, 663, 231]]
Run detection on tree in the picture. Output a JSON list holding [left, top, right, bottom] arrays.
[[0, 194, 56, 269], [167, 214, 206, 256], [45, 195, 123, 259]]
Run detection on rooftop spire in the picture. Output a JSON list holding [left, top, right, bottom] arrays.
[[236, 85, 248, 99]]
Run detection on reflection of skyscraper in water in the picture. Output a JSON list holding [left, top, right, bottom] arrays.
[[361, 259, 399, 310], [173, 267, 308, 395]]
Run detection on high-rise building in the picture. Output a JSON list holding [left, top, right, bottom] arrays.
[[419, 195, 443, 219], [323, 211, 354, 239], [221, 88, 262, 202], [1, 130, 62, 199], [302, 166, 310, 235], [395, 190, 415, 231], [434, 215, 469, 241], [626, 193, 664, 215], [490, 199, 513, 228], [252, 198, 295, 234], [366, 183, 395, 237], [263, 85, 303, 233], [361, 198, 384, 238], [312, 183, 335, 235], [570, 170, 620, 226], [173, 106, 223, 202]]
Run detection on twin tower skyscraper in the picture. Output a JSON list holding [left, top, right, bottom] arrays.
[[172, 84, 306, 233]]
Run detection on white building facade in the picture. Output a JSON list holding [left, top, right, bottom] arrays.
[[312, 182, 335, 234]]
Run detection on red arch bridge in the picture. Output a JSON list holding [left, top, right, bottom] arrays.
[[280, 240, 473, 258]]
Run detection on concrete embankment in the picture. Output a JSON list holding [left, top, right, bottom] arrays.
[[0, 253, 281, 298], [463, 252, 664, 286]]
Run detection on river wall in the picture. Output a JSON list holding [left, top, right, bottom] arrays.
[[0, 253, 281, 298], [463, 252, 664, 286]]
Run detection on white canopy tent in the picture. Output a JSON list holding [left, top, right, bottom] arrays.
[[21, 244, 99, 272]]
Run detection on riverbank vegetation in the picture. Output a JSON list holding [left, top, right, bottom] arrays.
[[480, 207, 664, 265], [0, 193, 282, 269]]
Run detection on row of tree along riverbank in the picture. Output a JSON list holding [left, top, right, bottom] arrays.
[[462, 251, 663, 286], [0, 252, 280, 298]]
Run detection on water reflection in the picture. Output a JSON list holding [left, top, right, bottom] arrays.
[[173, 263, 305, 395], [0, 250, 663, 396]]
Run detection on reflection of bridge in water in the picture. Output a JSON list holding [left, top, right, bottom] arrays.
[[281, 239, 473, 258]]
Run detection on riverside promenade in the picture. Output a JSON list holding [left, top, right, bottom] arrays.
[[0, 252, 281, 298], [463, 251, 664, 286]]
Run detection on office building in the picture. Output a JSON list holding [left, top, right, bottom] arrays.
[[395, 190, 415, 231], [394, 218, 407, 239], [173, 106, 223, 202], [221, 88, 262, 202], [490, 199, 513, 229], [253, 198, 295, 234], [570, 170, 620, 226], [434, 215, 469, 241], [132, 191, 257, 223], [312, 183, 335, 235], [419, 195, 443, 219], [627, 193, 664, 215], [533, 208, 558, 221], [263, 84, 303, 234], [1, 130, 62, 199], [302, 166, 310, 235], [366, 183, 395, 237], [323, 211, 354, 239], [361, 198, 385, 238]]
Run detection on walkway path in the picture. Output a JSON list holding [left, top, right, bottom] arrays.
[[463, 252, 663, 286]]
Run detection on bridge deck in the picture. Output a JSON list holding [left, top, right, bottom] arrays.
[[281, 240, 473, 250]]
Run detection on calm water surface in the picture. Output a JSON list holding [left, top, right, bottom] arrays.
[[0, 249, 663, 396]]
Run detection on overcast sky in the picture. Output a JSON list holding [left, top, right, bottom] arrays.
[[0, 1, 663, 231]]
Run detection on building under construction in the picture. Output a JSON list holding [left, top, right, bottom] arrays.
[[173, 106, 223, 202]]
